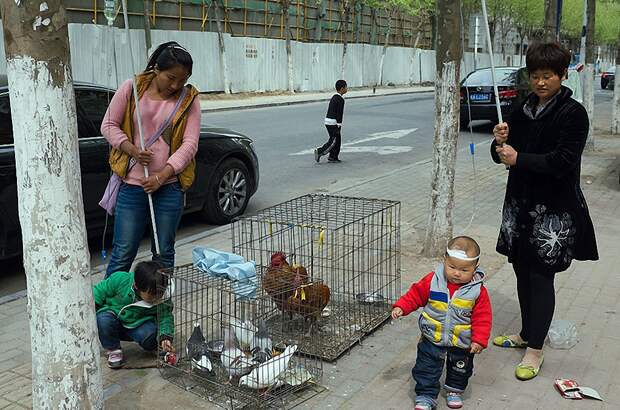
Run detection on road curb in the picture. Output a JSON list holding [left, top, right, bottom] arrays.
[[200, 88, 434, 113]]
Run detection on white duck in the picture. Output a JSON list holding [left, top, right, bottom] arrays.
[[220, 327, 255, 380], [239, 344, 298, 389], [229, 318, 256, 351]]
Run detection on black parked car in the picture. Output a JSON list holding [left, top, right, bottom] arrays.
[[459, 66, 527, 128], [601, 66, 615, 89], [0, 78, 259, 259]]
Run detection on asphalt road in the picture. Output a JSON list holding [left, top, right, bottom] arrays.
[[0, 86, 616, 299]]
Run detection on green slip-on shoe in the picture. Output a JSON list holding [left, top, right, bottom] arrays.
[[515, 355, 544, 381], [493, 335, 528, 348]]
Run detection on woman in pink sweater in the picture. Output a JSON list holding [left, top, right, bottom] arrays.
[[101, 42, 201, 278]]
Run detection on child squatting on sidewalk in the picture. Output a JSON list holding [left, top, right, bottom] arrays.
[[392, 236, 492, 410], [94, 261, 175, 368]]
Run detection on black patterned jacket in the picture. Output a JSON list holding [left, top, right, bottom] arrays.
[[490, 86, 598, 272]]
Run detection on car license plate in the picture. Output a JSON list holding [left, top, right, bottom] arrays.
[[470, 93, 490, 102]]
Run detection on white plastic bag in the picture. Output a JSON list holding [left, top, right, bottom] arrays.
[[547, 319, 579, 349]]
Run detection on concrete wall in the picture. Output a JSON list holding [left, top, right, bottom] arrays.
[[1, 23, 521, 93]]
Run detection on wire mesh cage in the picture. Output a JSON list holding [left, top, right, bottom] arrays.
[[231, 194, 401, 361], [157, 264, 324, 409]]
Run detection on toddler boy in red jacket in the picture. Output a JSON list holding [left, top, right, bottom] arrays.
[[392, 236, 492, 410]]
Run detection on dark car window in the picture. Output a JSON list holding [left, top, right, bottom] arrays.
[[463, 68, 518, 86], [0, 95, 13, 145], [75, 88, 113, 138]]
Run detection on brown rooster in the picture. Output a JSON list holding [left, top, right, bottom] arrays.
[[263, 253, 328, 334], [281, 269, 330, 335], [262, 252, 298, 313]]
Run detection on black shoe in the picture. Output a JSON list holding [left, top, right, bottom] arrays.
[[314, 148, 320, 163], [328, 158, 341, 163]]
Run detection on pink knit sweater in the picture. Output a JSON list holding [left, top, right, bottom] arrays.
[[101, 79, 201, 186]]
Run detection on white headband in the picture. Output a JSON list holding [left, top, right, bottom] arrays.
[[447, 248, 479, 261]]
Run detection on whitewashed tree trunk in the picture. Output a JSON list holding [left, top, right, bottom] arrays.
[[340, 2, 350, 80], [282, 0, 295, 93], [212, 1, 231, 94], [0, 1, 103, 408], [377, 9, 394, 87], [424, 0, 462, 258], [584, 0, 595, 149], [612, 41, 620, 135]]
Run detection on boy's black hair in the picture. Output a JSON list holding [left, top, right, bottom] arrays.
[[335, 79, 347, 91], [447, 236, 481, 259], [134, 261, 168, 296], [526, 42, 571, 78], [146, 41, 193, 76]]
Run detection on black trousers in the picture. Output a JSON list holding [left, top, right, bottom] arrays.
[[318, 125, 341, 159], [514, 259, 556, 349]]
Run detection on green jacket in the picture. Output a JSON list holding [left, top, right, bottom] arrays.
[[93, 271, 174, 341]]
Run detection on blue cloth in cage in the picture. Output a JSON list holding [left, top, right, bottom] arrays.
[[192, 247, 258, 300]]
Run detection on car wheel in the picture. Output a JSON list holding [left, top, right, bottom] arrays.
[[202, 158, 251, 225]]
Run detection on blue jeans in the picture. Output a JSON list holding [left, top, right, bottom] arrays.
[[106, 182, 184, 278], [96, 311, 158, 351], [412, 337, 475, 406]]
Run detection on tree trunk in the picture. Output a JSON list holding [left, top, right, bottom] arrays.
[[423, 0, 462, 258], [0, 1, 103, 407], [370, 7, 377, 45], [543, 0, 558, 42], [611, 36, 620, 134], [213, 0, 231, 93], [583, 0, 595, 149], [282, 0, 295, 93], [341, 1, 350, 79], [377, 8, 394, 87], [315, 0, 326, 42], [354, 3, 362, 43], [143, 0, 152, 57], [412, 12, 426, 50]]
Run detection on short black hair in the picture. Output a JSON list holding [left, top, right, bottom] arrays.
[[526, 42, 571, 78], [146, 41, 193, 76], [335, 79, 347, 91], [134, 261, 168, 296]]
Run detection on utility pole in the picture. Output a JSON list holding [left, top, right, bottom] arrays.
[[424, 0, 462, 257], [0, 0, 103, 408], [583, 0, 595, 150]]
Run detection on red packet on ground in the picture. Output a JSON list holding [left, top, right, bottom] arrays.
[[554, 379, 604, 401]]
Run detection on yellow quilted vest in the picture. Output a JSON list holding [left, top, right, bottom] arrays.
[[107, 71, 200, 191]]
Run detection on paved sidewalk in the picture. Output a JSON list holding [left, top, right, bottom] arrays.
[[199, 85, 434, 112], [0, 124, 618, 408]]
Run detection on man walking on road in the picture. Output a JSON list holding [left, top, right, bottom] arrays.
[[315, 80, 347, 163]]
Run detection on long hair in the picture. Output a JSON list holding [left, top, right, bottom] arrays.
[[145, 41, 193, 76]]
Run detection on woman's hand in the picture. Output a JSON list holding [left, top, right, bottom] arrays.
[[391, 307, 404, 320], [142, 173, 163, 194], [142, 165, 175, 194], [493, 122, 509, 145], [495, 144, 518, 166], [136, 149, 154, 167]]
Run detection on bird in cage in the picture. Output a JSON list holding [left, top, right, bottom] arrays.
[[282, 277, 331, 336], [229, 317, 257, 352], [221, 327, 256, 381], [250, 320, 273, 363], [239, 344, 298, 389], [263, 252, 309, 314], [186, 323, 213, 374]]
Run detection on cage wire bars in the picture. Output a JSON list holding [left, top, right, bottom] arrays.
[[232, 194, 401, 361]]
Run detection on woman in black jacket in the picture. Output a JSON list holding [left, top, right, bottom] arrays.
[[490, 43, 598, 381]]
